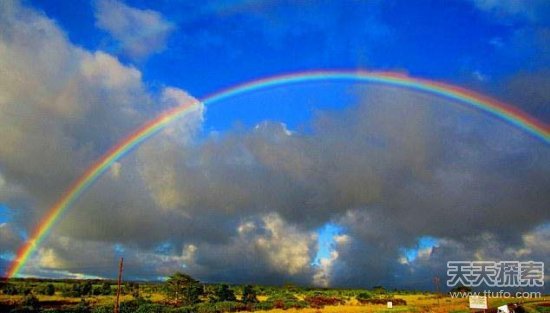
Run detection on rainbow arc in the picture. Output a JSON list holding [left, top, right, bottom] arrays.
[[6, 70, 549, 278]]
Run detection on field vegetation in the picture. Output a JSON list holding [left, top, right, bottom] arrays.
[[1, 274, 548, 313]]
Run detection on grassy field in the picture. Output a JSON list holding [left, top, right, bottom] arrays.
[[1, 279, 548, 313], [1, 293, 549, 312], [2, 294, 550, 312]]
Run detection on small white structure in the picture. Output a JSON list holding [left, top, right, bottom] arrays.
[[469, 295, 488, 310], [497, 304, 510, 313], [387, 301, 393, 309]]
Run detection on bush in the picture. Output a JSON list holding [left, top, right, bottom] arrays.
[[210, 285, 236, 303], [10, 309, 36, 313], [167, 306, 195, 313], [357, 298, 407, 305], [241, 285, 258, 304], [194, 303, 217, 313], [135, 303, 169, 313], [264, 294, 308, 310], [3, 283, 19, 295], [215, 301, 247, 312], [45, 284, 56, 296], [536, 306, 550, 313], [356, 292, 373, 301], [304, 294, 345, 308], [514, 306, 527, 313], [101, 282, 112, 296], [193, 301, 248, 313], [119, 300, 143, 313], [71, 299, 92, 313], [21, 294, 40, 312], [252, 302, 274, 311], [91, 305, 113, 313], [450, 285, 472, 293]]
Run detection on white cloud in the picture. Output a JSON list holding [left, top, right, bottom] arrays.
[[94, 0, 175, 59], [0, 0, 202, 277], [255, 214, 316, 275], [1, 0, 548, 287], [313, 234, 349, 287]]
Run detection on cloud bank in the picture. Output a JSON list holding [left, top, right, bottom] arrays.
[[0, 0, 548, 290]]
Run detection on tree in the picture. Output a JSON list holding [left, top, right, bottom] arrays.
[[20, 293, 40, 312], [165, 272, 203, 305], [45, 283, 55, 296], [213, 284, 236, 302], [450, 285, 471, 293], [101, 281, 112, 295], [356, 292, 373, 301], [2, 283, 18, 295], [241, 285, 258, 304], [80, 281, 92, 296], [72, 298, 91, 313]]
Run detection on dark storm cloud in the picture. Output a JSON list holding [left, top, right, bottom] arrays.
[[504, 70, 550, 121], [21, 83, 549, 285], [1, 0, 548, 288], [78, 85, 546, 286]]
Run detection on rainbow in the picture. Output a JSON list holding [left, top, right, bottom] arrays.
[[6, 70, 549, 278]]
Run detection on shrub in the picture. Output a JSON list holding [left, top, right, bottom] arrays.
[[45, 284, 56, 296], [135, 303, 169, 313], [194, 303, 217, 313], [91, 305, 113, 313], [450, 285, 471, 293], [210, 285, 236, 303], [241, 285, 258, 304], [252, 302, 274, 311], [357, 298, 407, 305], [167, 306, 196, 313], [21, 293, 40, 312], [65, 299, 92, 313], [10, 308, 36, 313], [100, 282, 112, 296], [119, 300, 143, 313], [356, 292, 373, 301], [3, 283, 19, 295], [304, 294, 345, 308], [215, 301, 247, 312], [263, 293, 308, 310]]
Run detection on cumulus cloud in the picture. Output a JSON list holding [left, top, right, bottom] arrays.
[[99, 84, 546, 287], [94, 0, 175, 59], [0, 0, 199, 269], [313, 234, 349, 287], [0, 0, 548, 289], [254, 214, 316, 275], [503, 70, 550, 121]]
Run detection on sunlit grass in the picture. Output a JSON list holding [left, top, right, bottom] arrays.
[[1, 290, 548, 312]]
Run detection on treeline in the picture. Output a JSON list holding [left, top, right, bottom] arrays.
[[1, 281, 146, 298], [2, 284, 56, 296], [1, 272, 409, 313]]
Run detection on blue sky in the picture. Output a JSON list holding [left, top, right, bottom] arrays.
[[28, 0, 550, 121], [0, 0, 548, 288]]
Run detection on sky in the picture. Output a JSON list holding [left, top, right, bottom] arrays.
[[0, 0, 549, 289]]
